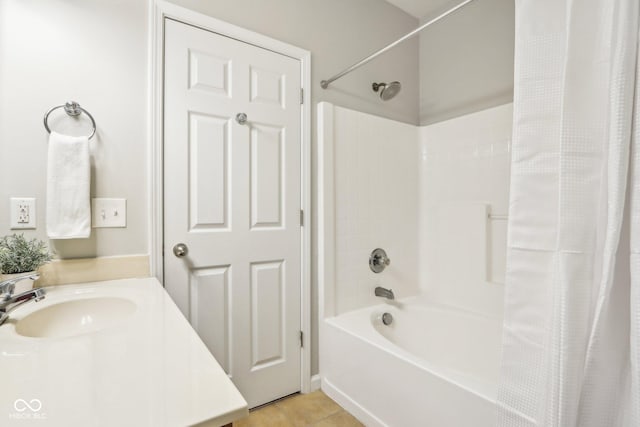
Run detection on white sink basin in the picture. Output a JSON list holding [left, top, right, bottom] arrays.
[[15, 297, 137, 338]]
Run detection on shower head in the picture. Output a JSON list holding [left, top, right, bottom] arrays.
[[372, 81, 401, 101]]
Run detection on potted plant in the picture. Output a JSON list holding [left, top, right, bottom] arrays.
[[0, 234, 51, 293]]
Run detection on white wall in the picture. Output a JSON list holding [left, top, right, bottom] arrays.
[[331, 105, 419, 315], [0, 0, 149, 259], [420, 103, 512, 316], [0, 0, 420, 380], [419, 0, 514, 125]]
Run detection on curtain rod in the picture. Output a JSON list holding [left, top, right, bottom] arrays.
[[320, 0, 478, 89]]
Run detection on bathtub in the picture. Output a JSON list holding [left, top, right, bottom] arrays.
[[320, 297, 503, 427]]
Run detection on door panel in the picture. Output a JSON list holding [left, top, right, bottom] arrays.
[[251, 124, 283, 228], [189, 50, 231, 96], [163, 18, 302, 408], [190, 266, 231, 374], [250, 260, 285, 368], [250, 66, 286, 107], [189, 113, 229, 230]]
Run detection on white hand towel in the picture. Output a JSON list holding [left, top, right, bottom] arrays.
[[46, 131, 91, 239]]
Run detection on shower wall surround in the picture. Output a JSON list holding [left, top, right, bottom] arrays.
[[322, 102, 512, 318], [331, 105, 420, 314], [420, 103, 512, 317]]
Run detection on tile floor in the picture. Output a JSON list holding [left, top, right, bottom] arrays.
[[234, 391, 363, 427]]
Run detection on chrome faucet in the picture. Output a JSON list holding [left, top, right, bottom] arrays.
[[0, 273, 46, 326], [374, 286, 394, 300]]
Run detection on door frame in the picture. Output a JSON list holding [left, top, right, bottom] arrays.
[[148, 0, 313, 393]]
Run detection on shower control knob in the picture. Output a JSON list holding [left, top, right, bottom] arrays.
[[236, 113, 248, 125], [173, 243, 189, 258], [369, 248, 391, 273]]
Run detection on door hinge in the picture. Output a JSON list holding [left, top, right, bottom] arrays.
[[299, 330, 304, 348], [300, 209, 304, 227], [300, 88, 304, 105]]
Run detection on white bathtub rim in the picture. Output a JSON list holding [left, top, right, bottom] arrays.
[[324, 301, 499, 404], [379, 294, 502, 322]]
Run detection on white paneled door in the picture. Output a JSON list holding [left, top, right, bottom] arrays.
[[163, 18, 302, 408]]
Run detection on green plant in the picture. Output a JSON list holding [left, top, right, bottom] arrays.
[[0, 234, 51, 274]]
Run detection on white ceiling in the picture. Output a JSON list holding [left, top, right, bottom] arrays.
[[384, 0, 455, 19]]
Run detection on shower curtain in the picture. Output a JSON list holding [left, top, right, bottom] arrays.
[[497, 0, 640, 426]]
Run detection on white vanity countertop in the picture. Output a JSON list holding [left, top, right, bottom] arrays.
[[0, 278, 248, 426]]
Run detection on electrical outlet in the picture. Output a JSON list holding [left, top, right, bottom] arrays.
[[10, 198, 36, 229], [18, 202, 29, 223]]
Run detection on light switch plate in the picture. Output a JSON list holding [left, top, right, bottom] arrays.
[[92, 198, 126, 228], [10, 197, 36, 229]]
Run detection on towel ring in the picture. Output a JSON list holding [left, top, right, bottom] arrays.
[[43, 101, 96, 139]]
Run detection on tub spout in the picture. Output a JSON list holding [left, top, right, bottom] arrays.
[[375, 286, 394, 300]]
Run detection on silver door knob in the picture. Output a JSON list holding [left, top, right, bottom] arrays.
[[236, 113, 247, 125], [173, 243, 188, 258]]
